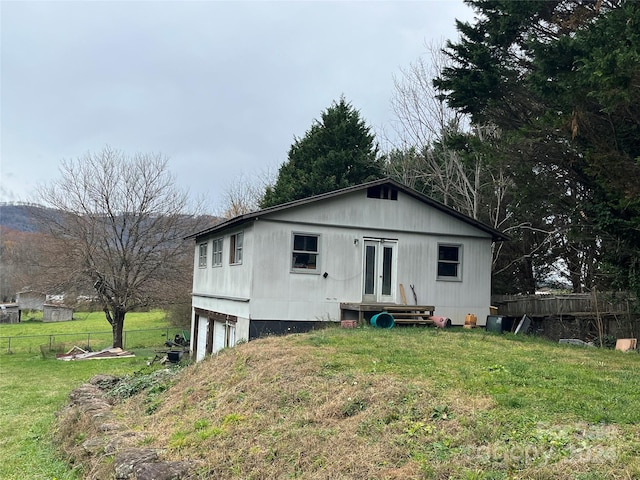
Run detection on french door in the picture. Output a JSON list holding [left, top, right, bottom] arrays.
[[362, 239, 397, 303]]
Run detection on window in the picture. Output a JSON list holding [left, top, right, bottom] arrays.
[[367, 185, 398, 200], [212, 238, 223, 267], [292, 233, 319, 271], [229, 232, 243, 264], [198, 243, 208, 268], [437, 244, 461, 280]]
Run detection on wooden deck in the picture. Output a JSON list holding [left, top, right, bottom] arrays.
[[340, 302, 435, 325]]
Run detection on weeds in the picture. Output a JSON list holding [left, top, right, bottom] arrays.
[[106, 365, 182, 401], [53, 327, 640, 479]]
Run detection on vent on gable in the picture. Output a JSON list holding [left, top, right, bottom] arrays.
[[367, 185, 398, 201]]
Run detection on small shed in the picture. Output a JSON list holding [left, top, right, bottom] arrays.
[[0, 304, 20, 324], [43, 304, 74, 322], [16, 290, 46, 311]]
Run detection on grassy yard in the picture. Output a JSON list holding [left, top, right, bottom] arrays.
[[0, 311, 176, 480], [110, 326, 640, 479], [0, 310, 185, 354], [3, 318, 640, 479]]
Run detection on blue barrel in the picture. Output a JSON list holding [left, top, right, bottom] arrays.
[[371, 312, 394, 328]]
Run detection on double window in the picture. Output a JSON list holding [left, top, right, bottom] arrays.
[[198, 243, 208, 268], [229, 232, 243, 265], [437, 244, 461, 280], [292, 233, 319, 271]]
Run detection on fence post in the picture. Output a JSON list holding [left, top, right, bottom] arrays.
[[87, 333, 91, 349], [123, 331, 126, 349], [7, 337, 11, 354], [49, 335, 53, 352]]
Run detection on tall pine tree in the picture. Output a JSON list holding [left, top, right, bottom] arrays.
[[435, 0, 640, 294], [261, 97, 383, 208]]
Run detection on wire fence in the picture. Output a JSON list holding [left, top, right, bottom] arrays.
[[0, 327, 189, 355]]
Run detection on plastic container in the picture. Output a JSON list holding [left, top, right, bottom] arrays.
[[465, 313, 477, 326], [486, 315, 514, 333], [370, 312, 395, 329], [167, 351, 183, 363], [430, 316, 451, 328]]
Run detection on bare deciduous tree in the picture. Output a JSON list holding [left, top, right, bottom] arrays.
[[220, 168, 277, 219], [389, 39, 468, 148], [37, 147, 198, 348]]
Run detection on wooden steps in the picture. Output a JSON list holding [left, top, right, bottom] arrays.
[[340, 302, 435, 325]]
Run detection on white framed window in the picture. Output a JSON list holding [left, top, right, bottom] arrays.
[[212, 238, 223, 267], [437, 244, 462, 280], [229, 231, 243, 265], [291, 233, 319, 272], [198, 242, 208, 268]]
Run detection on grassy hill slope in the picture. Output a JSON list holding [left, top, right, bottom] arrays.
[[69, 327, 640, 479]]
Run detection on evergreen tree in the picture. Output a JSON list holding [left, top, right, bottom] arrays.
[[261, 98, 383, 208], [435, 0, 640, 294]]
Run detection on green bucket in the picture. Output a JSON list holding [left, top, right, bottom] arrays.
[[370, 312, 394, 329]]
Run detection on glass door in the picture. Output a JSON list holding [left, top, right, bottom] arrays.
[[363, 239, 397, 303]]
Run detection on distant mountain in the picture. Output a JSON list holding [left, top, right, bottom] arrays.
[[0, 203, 61, 233], [0, 202, 221, 235]]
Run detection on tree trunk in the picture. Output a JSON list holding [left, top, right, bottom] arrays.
[[111, 308, 126, 349]]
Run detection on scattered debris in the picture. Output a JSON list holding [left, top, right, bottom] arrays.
[[615, 338, 638, 352], [57, 347, 135, 361], [463, 313, 478, 329], [514, 314, 531, 335], [559, 339, 595, 348]]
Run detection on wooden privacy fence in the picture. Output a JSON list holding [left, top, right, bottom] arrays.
[[491, 291, 639, 342], [491, 292, 632, 318], [0, 327, 187, 354]]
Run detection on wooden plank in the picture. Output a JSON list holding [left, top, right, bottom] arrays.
[[380, 305, 435, 312], [394, 318, 434, 324], [387, 312, 434, 317], [399, 284, 407, 305]]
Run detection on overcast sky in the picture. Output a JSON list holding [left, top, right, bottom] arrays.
[[1, 0, 472, 213]]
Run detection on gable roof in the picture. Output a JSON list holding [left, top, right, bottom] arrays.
[[188, 178, 510, 242]]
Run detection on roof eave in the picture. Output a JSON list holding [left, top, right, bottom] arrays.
[[186, 177, 510, 242]]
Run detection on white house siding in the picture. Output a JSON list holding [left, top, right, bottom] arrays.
[[398, 233, 493, 324], [190, 295, 251, 359], [192, 224, 253, 301], [194, 315, 208, 362], [250, 224, 363, 322], [265, 191, 488, 240], [189, 180, 505, 361], [248, 191, 495, 325]]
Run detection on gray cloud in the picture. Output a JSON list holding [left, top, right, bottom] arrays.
[[1, 0, 471, 209]]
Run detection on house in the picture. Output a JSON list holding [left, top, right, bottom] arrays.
[[188, 178, 508, 361]]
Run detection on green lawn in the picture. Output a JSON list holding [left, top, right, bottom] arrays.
[[108, 326, 640, 479], [0, 310, 185, 354], [0, 311, 176, 480], [3, 317, 640, 479]]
